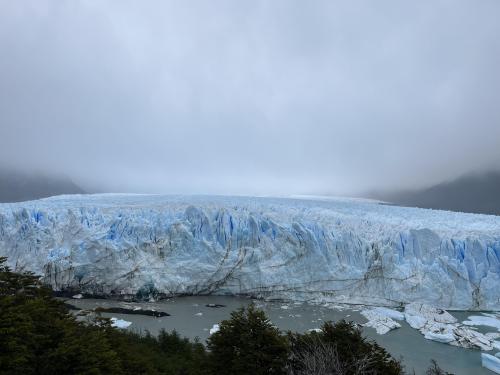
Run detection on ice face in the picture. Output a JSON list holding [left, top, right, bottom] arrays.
[[0, 194, 499, 309]]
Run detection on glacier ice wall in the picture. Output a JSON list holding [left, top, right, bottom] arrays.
[[0, 194, 499, 309]]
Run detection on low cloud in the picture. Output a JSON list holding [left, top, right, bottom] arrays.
[[1, 0, 499, 195]]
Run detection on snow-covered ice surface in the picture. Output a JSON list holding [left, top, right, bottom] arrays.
[[1, 194, 500, 309]]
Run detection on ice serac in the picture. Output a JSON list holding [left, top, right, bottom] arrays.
[[0, 194, 499, 309]]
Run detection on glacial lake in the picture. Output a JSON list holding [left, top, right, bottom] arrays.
[[69, 296, 497, 375]]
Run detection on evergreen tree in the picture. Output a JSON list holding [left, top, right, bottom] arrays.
[[207, 303, 289, 375], [0, 257, 121, 374]]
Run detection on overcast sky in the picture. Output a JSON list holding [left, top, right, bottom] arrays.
[[1, 1, 499, 196]]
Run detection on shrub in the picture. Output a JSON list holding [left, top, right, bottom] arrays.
[[286, 320, 404, 375]]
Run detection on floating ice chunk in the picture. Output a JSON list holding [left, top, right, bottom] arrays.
[[322, 303, 345, 311], [72, 294, 83, 299], [195, 312, 203, 316], [371, 307, 405, 321], [481, 353, 500, 374], [451, 327, 493, 351], [424, 331, 455, 344], [405, 314, 427, 329], [482, 313, 500, 319], [308, 328, 322, 333], [209, 324, 220, 335], [280, 305, 289, 310], [110, 317, 132, 329], [421, 322, 455, 344], [364, 318, 400, 335], [402, 303, 496, 350], [487, 333, 500, 340], [463, 316, 500, 331], [361, 309, 401, 335], [405, 303, 457, 324]]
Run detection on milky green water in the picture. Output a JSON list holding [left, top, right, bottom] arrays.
[[70, 296, 497, 375]]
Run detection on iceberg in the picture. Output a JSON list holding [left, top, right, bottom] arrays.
[[463, 315, 500, 331], [451, 327, 493, 351], [369, 307, 405, 321], [110, 317, 132, 329], [405, 314, 428, 330], [209, 324, 220, 335], [404, 303, 457, 324], [361, 308, 401, 334], [0, 194, 499, 310], [481, 353, 500, 374], [403, 303, 495, 350]]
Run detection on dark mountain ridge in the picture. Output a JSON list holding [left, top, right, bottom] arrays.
[[370, 171, 500, 216], [0, 168, 85, 203]]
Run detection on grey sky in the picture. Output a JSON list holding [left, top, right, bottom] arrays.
[[1, 0, 499, 196]]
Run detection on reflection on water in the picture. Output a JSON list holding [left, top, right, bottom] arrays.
[[69, 296, 493, 375]]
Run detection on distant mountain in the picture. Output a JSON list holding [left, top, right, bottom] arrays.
[[0, 168, 85, 203], [371, 171, 500, 216]]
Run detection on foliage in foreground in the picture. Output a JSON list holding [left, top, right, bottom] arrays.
[[0, 257, 449, 374], [286, 320, 404, 375], [0, 257, 206, 374], [207, 303, 289, 374]]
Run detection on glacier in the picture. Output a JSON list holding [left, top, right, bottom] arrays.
[[0, 194, 499, 310]]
